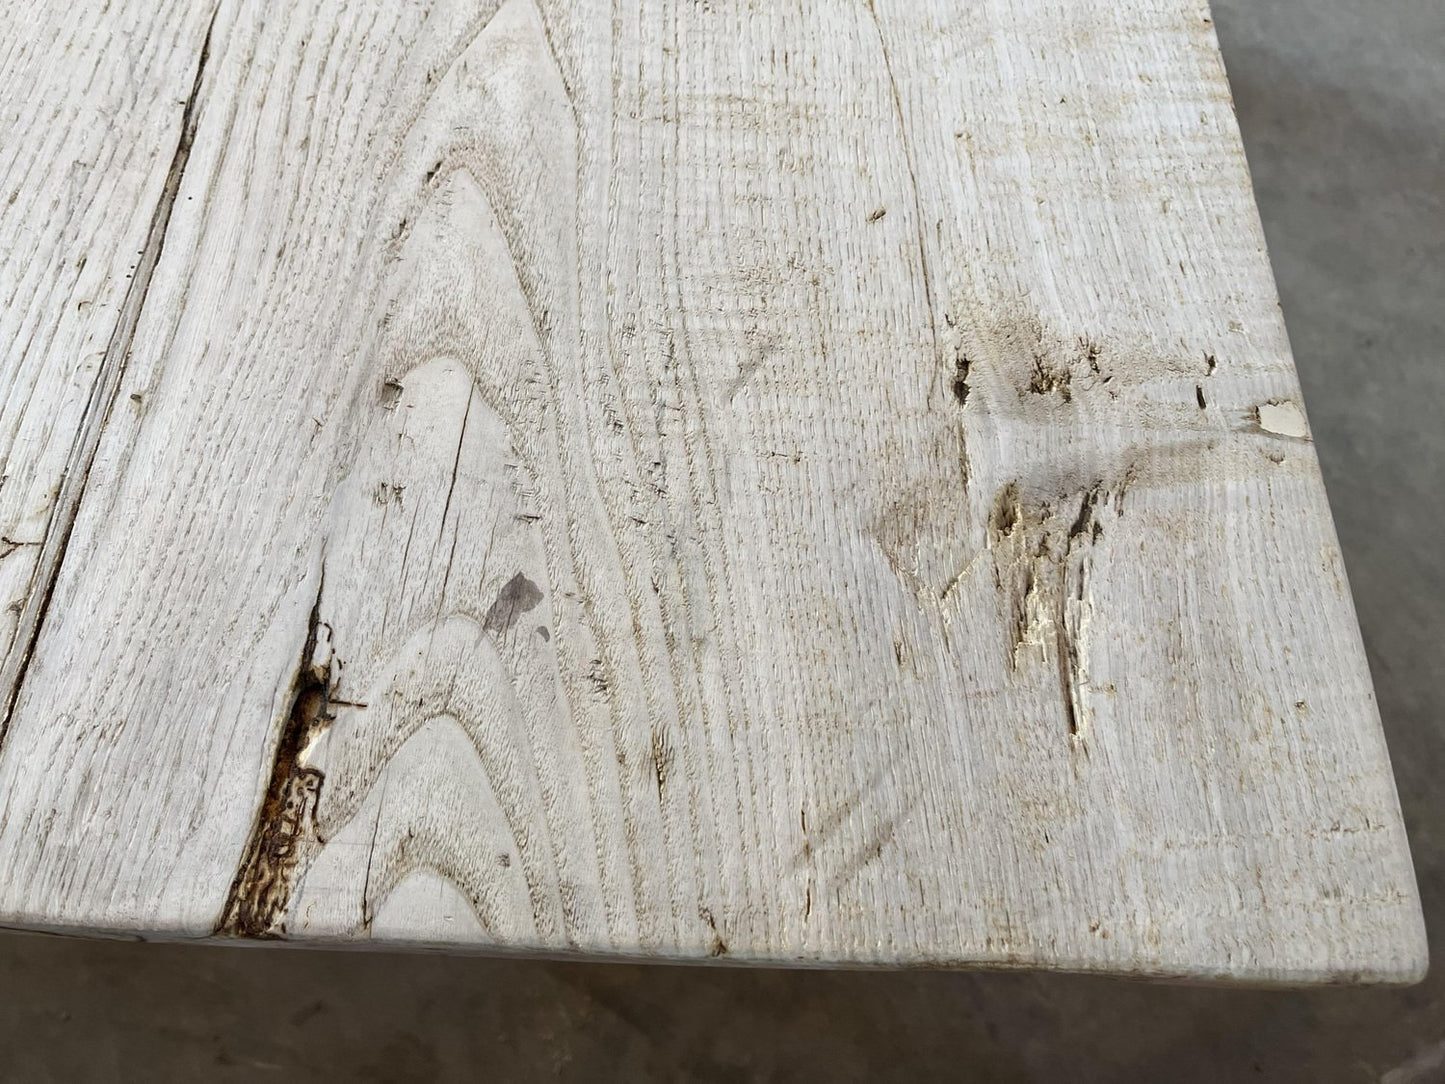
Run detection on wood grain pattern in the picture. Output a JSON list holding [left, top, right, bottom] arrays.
[[0, 0, 217, 722], [0, 0, 1426, 983]]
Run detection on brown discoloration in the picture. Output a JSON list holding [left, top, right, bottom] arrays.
[[482, 572, 543, 634], [218, 578, 334, 938], [700, 907, 728, 957]]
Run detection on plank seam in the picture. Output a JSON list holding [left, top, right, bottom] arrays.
[[0, 4, 221, 750]]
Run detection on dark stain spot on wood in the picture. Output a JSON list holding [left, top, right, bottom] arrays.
[[700, 907, 728, 957], [1196, 384, 1207, 409], [1067, 482, 1104, 543], [951, 351, 971, 406], [482, 572, 543, 634], [867, 205, 887, 223], [1205, 352, 1218, 375], [536, 625, 550, 642]]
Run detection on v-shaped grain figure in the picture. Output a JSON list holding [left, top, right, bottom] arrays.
[[221, 0, 780, 955], [219, 2, 632, 949]]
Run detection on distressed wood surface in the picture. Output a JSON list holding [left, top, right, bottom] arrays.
[[0, 0, 1426, 983]]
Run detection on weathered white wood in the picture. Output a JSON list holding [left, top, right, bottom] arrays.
[[0, 0, 1426, 983], [0, 0, 217, 709]]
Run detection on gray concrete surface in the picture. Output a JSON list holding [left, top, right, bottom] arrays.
[[1, 1, 1441, 1079]]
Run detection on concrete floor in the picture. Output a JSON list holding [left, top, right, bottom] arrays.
[[2, 1, 1441, 1079]]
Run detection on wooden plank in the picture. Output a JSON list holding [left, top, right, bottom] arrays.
[[0, 0, 1425, 983], [0, 0, 218, 720]]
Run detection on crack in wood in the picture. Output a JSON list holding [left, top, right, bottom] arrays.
[[0, 3, 220, 750], [217, 571, 334, 938]]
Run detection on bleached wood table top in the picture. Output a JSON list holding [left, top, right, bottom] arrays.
[[0, 0, 1426, 984]]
